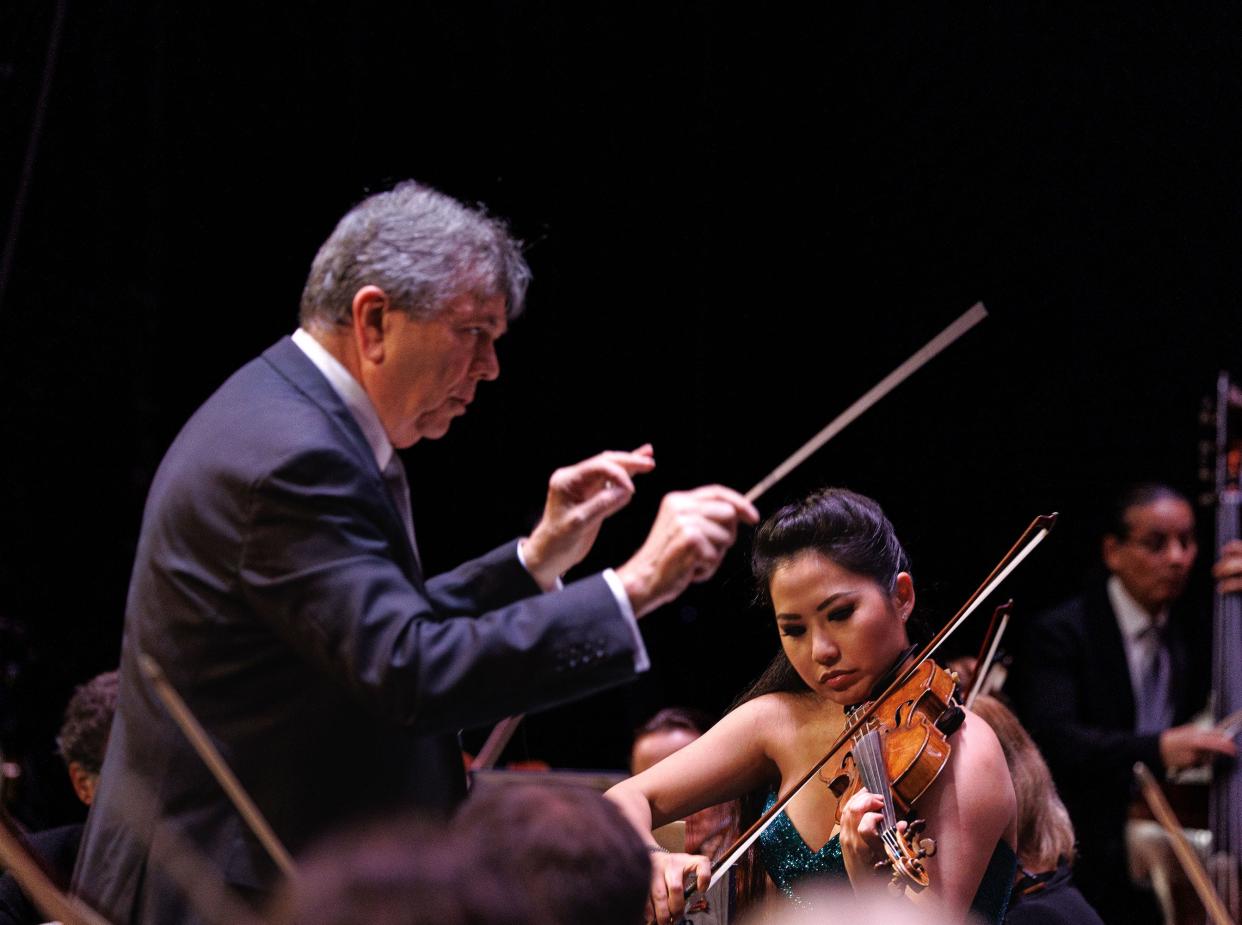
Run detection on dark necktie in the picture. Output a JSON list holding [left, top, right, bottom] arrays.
[[382, 454, 421, 572], [1135, 623, 1172, 735]]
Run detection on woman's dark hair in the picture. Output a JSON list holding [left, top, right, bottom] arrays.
[[729, 487, 911, 909], [751, 487, 910, 603]]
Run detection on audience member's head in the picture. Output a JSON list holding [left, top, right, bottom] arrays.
[[55, 669, 119, 806], [630, 706, 714, 774], [455, 782, 650, 925], [269, 814, 538, 925], [972, 695, 1076, 872], [1101, 482, 1197, 616], [754, 883, 956, 925]]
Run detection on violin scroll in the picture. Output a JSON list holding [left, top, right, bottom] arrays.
[[870, 818, 937, 890]]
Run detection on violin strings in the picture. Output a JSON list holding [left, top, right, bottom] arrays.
[[856, 730, 897, 832]]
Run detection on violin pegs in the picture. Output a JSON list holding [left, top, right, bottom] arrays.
[[907, 818, 926, 836], [919, 837, 936, 858]]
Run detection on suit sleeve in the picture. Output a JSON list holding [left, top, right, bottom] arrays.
[[236, 445, 640, 734], [423, 539, 543, 617]]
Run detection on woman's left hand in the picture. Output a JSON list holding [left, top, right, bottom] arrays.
[[838, 787, 895, 889]]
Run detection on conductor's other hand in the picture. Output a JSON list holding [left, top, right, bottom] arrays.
[[522, 445, 656, 590], [1214, 539, 1242, 596], [616, 486, 759, 619]]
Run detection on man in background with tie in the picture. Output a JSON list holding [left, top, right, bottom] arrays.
[[73, 180, 758, 925], [1009, 483, 1236, 925]]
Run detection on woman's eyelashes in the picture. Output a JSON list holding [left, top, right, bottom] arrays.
[[780, 603, 855, 636], [825, 603, 856, 622]]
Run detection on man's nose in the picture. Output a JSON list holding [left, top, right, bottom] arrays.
[[1167, 536, 1197, 565], [473, 340, 500, 381]]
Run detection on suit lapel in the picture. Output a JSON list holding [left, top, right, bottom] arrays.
[[1085, 581, 1138, 731], [259, 336, 425, 586]]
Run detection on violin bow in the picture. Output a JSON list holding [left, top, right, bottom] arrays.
[[472, 713, 525, 771], [479, 303, 990, 758], [1134, 762, 1239, 925], [694, 512, 1057, 896], [745, 302, 987, 504], [0, 810, 115, 925], [964, 600, 1013, 709]]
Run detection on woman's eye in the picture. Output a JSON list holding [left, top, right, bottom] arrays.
[[779, 625, 806, 637], [826, 605, 855, 623]]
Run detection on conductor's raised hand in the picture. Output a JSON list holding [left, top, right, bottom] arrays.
[[616, 486, 759, 618], [522, 445, 656, 590]]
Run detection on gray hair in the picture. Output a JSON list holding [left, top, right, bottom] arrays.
[[299, 181, 531, 328]]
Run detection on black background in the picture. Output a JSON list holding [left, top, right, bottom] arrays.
[[2, 3, 1240, 827]]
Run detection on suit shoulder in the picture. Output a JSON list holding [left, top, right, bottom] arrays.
[[160, 356, 364, 485]]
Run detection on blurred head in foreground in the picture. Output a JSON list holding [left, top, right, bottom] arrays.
[[455, 782, 650, 925], [268, 814, 537, 925]]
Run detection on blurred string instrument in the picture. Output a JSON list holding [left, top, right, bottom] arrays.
[[1200, 371, 1242, 919], [1135, 762, 1238, 925], [963, 600, 1013, 709]]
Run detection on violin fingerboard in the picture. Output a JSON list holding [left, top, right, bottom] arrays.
[[855, 729, 898, 831]]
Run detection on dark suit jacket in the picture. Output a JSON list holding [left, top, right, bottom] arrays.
[[72, 337, 642, 924], [1006, 579, 1209, 922], [0, 823, 83, 925]]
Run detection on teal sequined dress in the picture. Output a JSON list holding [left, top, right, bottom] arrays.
[[755, 793, 1015, 923]]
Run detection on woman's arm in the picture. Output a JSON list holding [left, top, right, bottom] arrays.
[[605, 696, 783, 924]]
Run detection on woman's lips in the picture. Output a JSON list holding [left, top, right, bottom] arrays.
[[823, 670, 857, 692]]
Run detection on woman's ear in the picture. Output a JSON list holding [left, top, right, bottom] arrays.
[[893, 571, 915, 622]]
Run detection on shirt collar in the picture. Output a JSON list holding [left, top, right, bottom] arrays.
[[1107, 574, 1168, 640], [291, 327, 394, 471]]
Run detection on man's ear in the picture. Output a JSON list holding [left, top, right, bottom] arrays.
[[351, 286, 390, 364], [67, 761, 98, 806], [1102, 534, 1122, 572]]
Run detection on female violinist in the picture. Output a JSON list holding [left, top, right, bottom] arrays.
[[605, 488, 1018, 923]]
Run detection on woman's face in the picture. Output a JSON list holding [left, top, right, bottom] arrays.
[[769, 549, 914, 705]]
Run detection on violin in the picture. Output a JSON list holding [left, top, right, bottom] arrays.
[[826, 656, 964, 889]]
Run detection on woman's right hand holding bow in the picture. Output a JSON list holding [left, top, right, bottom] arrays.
[[645, 848, 710, 925]]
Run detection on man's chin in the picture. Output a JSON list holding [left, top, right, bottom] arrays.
[[412, 410, 459, 441]]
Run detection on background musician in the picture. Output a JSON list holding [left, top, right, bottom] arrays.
[[1008, 483, 1237, 925], [970, 695, 1105, 925], [0, 670, 117, 925]]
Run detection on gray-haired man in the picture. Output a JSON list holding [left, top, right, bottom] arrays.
[[73, 181, 756, 924]]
